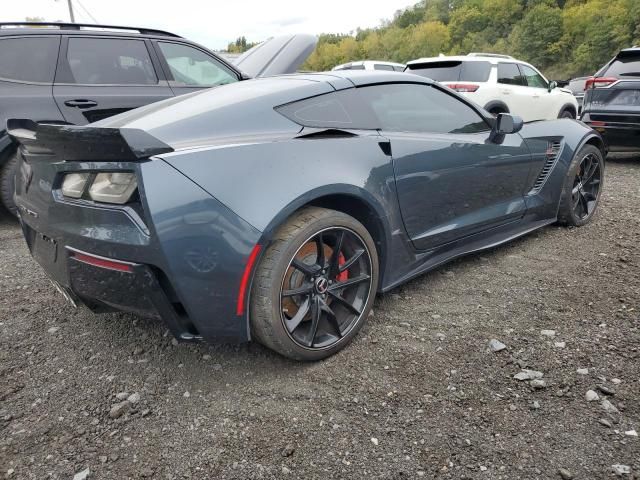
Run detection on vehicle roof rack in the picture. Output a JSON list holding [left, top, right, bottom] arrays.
[[0, 22, 182, 38], [467, 52, 514, 59]]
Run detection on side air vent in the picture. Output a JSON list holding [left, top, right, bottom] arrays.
[[529, 141, 562, 195]]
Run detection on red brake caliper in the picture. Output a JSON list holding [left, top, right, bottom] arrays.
[[337, 253, 348, 282]]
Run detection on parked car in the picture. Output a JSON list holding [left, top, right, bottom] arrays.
[[332, 60, 405, 72], [567, 76, 588, 114], [405, 53, 579, 122], [581, 46, 640, 152], [0, 22, 316, 216], [9, 70, 605, 361]]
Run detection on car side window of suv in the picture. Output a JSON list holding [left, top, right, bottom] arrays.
[[66, 38, 158, 85], [0, 36, 60, 83], [519, 64, 548, 89], [357, 83, 490, 134], [157, 42, 238, 87], [497, 63, 526, 86]]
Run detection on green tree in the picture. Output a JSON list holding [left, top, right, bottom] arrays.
[[509, 4, 563, 70]]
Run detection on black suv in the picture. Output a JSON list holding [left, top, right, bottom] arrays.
[[0, 23, 316, 215], [581, 47, 640, 153]]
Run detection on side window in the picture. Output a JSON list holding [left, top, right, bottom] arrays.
[[357, 83, 489, 134], [158, 42, 238, 87], [374, 64, 395, 71], [0, 37, 59, 83], [66, 38, 158, 85], [497, 63, 526, 86], [520, 64, 548, 88], [276, 89, 378, 129]]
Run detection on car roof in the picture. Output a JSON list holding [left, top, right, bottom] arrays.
[[288, 70, 432, 87], [406, 54, 524, 66], [0, 22, 181, 40], [333, 60, 406, 69]]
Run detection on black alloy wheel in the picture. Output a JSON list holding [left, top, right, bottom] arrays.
[[557, 144, 604, 227], [280, 227, 372, 349], [250, 207, 378, 361], [571, 151, 602, 220]]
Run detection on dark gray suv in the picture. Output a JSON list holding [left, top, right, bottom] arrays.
[[0, 23, 316, 215]]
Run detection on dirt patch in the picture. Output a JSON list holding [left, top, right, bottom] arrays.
[[1, 157, 639, 479]]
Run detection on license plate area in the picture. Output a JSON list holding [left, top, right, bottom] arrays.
[[32, 233, 58, 266]]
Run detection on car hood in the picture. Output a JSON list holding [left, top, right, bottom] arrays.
[[233, 33, 317, 78]]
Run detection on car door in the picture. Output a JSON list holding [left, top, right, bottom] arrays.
[[496, 62, 534, 121], [519, 64, 553, 120], [53, 36, 174, 125], [357, 83, 534, 251], [152, 41, 242, 96]]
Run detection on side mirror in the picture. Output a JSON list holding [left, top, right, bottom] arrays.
[[548, 80, 558, 92], [495, 113, 523, 135], [489, 113, 523, 144]]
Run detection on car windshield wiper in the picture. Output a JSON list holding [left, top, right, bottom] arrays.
[[619, 72, 640, 76]]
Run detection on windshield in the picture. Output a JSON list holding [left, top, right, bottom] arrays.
[[407, 61, 491, 82]]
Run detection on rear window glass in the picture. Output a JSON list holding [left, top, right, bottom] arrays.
[[407, 61, 491, 82], [0, 37, 59, 83], [604, 54, 640, 77], [374, 64, 395, 71], [276, 89, 377, 129]]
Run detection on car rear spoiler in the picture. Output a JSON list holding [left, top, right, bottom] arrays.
[[6, 119, 173, 161]]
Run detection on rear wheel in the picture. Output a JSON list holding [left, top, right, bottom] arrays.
[[250, 207, 378, 361], [557, 144, 604, 227], [0, 152, 18, 217]]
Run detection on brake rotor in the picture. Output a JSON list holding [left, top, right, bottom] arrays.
[[282, 241, 347, 318]]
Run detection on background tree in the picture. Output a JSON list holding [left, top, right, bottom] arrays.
[[293, 0, 639, 79]]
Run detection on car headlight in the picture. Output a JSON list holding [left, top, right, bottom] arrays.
[[89, 172, 138, 204], [61, 173, 91, 198]]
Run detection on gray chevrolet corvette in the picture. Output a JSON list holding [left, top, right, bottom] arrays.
[[9, 43, 605, 360]]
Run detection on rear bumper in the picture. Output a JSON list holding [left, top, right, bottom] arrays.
[[582, 122, 640, 152], [16, 158, 262, 344], [23, 223, 198, 339]]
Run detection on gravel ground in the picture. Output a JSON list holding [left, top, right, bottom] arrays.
[[1, 156, 639, 480]]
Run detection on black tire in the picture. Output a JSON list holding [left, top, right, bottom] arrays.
[[0, 152, 18, 217], [559, 108, 576, 119], [250, 207, 379, 361], [557, 144, 604, 227]]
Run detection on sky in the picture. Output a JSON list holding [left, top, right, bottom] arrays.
[[4, 0, 418, 50]]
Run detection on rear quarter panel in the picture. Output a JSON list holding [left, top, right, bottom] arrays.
[[159, 133, 419, 290]]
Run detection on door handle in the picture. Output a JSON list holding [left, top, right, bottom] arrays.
[[500, 89, 511, 95], [64, 99, 98, 109]]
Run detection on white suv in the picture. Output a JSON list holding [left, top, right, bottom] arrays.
[[405, 53, 578, 122]]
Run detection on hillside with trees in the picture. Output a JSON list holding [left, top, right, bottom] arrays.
[[302, 0, 640, 79]]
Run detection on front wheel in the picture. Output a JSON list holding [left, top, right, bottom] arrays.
[[557, 144, 604, 227], [250, 207, 379, 361], [559, 109, 576, 119]]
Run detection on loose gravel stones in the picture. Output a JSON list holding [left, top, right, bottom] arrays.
[[489, 339, 507, 352], [585, 390, 600, 402], [514, 369, 544, 381], [109, 401, 130, 419]]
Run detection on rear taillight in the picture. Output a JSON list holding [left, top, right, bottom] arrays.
[[585, 76, 618, 89], [445, 83, 480, 93]]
